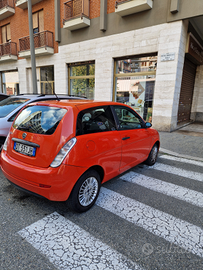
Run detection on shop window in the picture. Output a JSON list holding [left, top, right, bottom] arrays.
[[1, 24, 11, 43], [68, 61, 95, 99], [33, 10, 44, 34], [114, 55, 157, 122], [1, 71, 19, 95], [40, 66, 54, 94]]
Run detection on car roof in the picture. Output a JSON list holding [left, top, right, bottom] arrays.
[[28, 99, 121, 110], [6, 94, 86, 100]]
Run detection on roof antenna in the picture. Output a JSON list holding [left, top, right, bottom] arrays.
[[45, 75, 60, 101], [53, 87, 60, 101]]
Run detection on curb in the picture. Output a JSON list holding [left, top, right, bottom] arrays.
[[159, 147, 203, 163]]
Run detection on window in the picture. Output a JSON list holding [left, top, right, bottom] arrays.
[[69, 61, 95, 99], [13, 106, 67, 135], [76, 106, 116, 135], [1, 71, 19, 95], [2, 24, 11, 43], [114, 55, 157, 122], [33, 10, 44, 33], [40, 66, 54, 94], [113, 106, 144, 130]]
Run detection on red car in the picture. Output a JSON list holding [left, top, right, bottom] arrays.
[[0, 100, 160, 212]]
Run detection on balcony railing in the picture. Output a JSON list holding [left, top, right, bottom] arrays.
[[115, 0, 130, 7], [64, 0, 89, 21], [0, 0, 14, 9], [19, 31, 53, 52], [0, 42, 17, 61], [0, 42, 17, 56]]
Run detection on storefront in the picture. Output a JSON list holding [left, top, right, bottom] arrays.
[[114, 55, 157, 122], [1, 71, 19, 95]]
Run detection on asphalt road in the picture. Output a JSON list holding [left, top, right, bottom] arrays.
[[1, 153, 203, 270]]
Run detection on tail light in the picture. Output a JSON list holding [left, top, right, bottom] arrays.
[[50, 137, 77, 168], [3, 133, 10, 152]]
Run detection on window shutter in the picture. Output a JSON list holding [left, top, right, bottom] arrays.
[[2, 26, 6, 43], [33, 12, 38, 30], [39, 10, 44, 32], [7, 24, 11, 41]]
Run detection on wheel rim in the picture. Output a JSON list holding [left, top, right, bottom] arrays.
[[151, 145, 158, 163], [78, 177, 99, 207]]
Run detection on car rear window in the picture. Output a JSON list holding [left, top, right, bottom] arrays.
[[13, 105, 67, 135], [0, 97, 29, 118]]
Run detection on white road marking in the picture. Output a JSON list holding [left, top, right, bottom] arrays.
[[18, 212, 143, 270], [96, 187, 203, 258], [150, 163, 203, 182], [159, 155, 203, 167], [120, 171, 203, 207]]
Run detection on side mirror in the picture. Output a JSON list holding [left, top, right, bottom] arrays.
[[145, 122, 152, 128]]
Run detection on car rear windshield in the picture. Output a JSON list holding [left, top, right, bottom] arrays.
[[0, 97, 29, 118], [13, 105, 67, 135]]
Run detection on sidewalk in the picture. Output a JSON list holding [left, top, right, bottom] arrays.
[[158, 122, 203, 162]]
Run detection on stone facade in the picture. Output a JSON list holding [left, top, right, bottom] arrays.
[[8, 20, 187, 131], [0, 19, 202, 131]]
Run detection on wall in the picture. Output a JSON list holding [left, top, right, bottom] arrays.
[[167, 0, 203, 23], [60, 0, 168, 46], [153, 20, 188, 131]]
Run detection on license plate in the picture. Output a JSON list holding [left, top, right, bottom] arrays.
[[14, 142, 36, 157]]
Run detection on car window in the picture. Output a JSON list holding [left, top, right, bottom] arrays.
[[13, 105, 67, 135], [76, 106, 116, 135], [0, 97, 30, 118], [114, 106, 143, 130]]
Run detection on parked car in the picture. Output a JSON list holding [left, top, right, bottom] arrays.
[[0, 94, 85, 149], [0, 93, 9, 101], [0, 100, 160, 212]]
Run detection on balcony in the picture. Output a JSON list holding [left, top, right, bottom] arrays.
[[115, 0, 153, 17], [0, 42, 17, 62], [18, 31, 54, 58], [15, 0, 42, 10], [63, 0, 90, 31], [0, 0, 15, 20]]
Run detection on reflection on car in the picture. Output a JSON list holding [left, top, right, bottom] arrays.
[[0, 93, 9, 101]]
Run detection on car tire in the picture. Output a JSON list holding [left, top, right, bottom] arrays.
[[145, 143, 159, 166], [67, 169, 101, 213]]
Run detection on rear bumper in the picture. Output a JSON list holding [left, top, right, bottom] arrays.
[[1, 150, 87, 201]]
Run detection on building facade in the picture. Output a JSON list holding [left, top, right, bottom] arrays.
[[0, 0, 203, 131]]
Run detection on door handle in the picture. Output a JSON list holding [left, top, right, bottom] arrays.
[[122, 136, 130, 140]]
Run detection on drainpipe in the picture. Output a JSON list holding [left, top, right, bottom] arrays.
[[100, 0, 107, 31], [28, 0, 38, 94]]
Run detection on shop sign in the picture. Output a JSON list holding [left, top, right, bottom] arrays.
[[186, 33, 203, 65], [161, 53, 175, 62]]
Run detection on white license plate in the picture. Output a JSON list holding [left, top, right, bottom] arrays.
[[14, 142, 36, 157]]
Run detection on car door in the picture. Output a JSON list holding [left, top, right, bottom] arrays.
[[74, 105, 122, 182], [112, 105, 152, 172]]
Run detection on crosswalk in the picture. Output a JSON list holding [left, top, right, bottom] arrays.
[[18, 154, 203, 269]]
